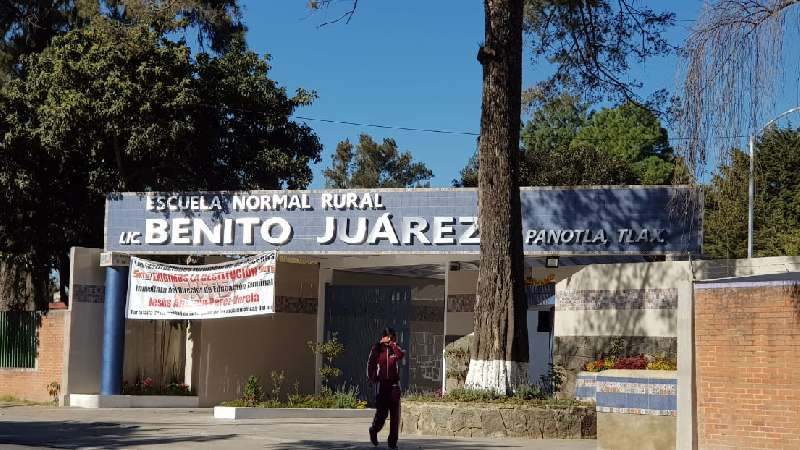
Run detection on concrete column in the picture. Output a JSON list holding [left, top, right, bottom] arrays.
[[184, 320, 194, 389], [100, 265, 129, 395], [675, 262, 697, 450], [315, 267, 333, 394], [442, 263, 450, 393]]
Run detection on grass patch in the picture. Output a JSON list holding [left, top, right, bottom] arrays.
[[220, 386, 367, 409], [403, 388, 592, 408], [0, 395, 53, 406]]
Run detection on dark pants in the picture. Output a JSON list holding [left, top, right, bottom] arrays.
[[371, 382, 401, 446]]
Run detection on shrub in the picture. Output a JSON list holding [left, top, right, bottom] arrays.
[[307, 337, 344, 391], [269, 371, 285, 401], [332, 385, 366, 409], [538, 364, 566, 395], [403, 388, 588, 408], [613, 355, 647, 370], [445, 388, 503, 402], [583, 358, 615, 372], [121, 374, 195, 396], [647, 358, 677, 370], [242, 375, 263, 407], [512, 385, 546, 401]]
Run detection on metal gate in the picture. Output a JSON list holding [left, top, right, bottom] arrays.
[[324, 285, 410, 405]]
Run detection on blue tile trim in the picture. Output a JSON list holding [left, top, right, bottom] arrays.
[[596, 376, 677, 385], [575, 387, 596, 397], [597, 392, 677, 410]]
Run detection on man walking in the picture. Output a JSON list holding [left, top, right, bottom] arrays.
[[367, 327, 404, 449]]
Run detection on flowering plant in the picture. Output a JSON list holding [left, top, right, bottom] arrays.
[[612, 355, 647, 370], [583, 357, 616, 372], [646, 358, 677, 370]]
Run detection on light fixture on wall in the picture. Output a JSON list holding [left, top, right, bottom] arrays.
[[545, 256, 559, 269]]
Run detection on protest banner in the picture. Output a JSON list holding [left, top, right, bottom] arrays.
[[126, 252, 276, 319]]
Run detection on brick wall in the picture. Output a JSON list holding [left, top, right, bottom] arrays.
[[0, 308, 68, 403], [695, 281, 800, 450]]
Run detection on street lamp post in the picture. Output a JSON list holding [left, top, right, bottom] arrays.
[[747, 106, 800, 258]]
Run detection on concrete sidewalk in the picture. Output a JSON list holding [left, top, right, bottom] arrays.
[[0, 405, 596, 449]]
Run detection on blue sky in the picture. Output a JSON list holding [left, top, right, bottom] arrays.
[[240, 1, 703, 188]]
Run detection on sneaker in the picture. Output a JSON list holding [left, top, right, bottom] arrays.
[[368, 427, 378, 446]]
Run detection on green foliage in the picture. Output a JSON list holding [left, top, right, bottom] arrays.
[[444, 388, 503, 402], [122, 376, 194, 396], [403, 388, 587, 408], [703, 149, 749, 259], [521, 141, 636, 186], [452, 150, 479, 187], [608, 337, 626, 359], [704, 128, 800, 259], [0, 0, 244, 79], [0, 21, 321, 293], [455, 97, 677, 188], [646, 358, 677, 371], [222, 383, 367, 409], [537, 364, 566, 396], [522, 93, 589, 155], [751, 127, 800, 257], [572, 102, 674, 184], [307, 337, 344, 390], [511, 385, 546, 401], [269, 370, 285, 401], [324, 134, 433, 188], [242, 375, 263, 407]]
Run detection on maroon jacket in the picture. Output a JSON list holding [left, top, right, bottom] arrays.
[[367, 341, 405, 384]]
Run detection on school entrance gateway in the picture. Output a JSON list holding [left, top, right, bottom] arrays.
[[62, 186, 700, 407]]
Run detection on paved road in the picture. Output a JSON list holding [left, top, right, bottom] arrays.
[[0, 405, 596, 450]]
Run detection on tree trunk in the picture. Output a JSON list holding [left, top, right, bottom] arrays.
[[464, 0, 528, 394]]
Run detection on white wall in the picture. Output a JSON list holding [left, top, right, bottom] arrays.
[[193, 261, 318, 407], [445, 269, 476, 337], [63, 247, 105, 395], [556, 260, 693, 450], [555, 261, 690, 338]]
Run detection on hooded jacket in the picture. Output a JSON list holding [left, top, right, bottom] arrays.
[[367, 341, 405, 384]]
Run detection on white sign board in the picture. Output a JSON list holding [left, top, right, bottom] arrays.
[[126, 252, 276, 320]]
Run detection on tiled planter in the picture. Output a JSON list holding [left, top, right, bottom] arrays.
[[593, 369, 677, 450], [575, 371, 598, 402]]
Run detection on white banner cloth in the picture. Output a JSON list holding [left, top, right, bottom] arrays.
[[126, 252, 276, 319]]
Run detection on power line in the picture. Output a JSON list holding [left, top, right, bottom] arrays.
[[292, 114, 752, 142], [207, 104, 760, 144], [293, 115, 480, 137]]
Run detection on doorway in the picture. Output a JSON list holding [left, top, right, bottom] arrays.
[[324, 285, 411, 405]]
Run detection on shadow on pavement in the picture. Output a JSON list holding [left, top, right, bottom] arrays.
[[268, 439, 527, 449], [0, 421, 235, 448]]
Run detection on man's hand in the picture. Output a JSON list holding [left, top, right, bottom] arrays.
[[380, 336, 391, 345]]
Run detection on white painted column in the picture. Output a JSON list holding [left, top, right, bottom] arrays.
[[676, 262, 696, 450], [442, 263, 450, 393], [184, 320, 194, 389], [315, 267, 333, 394]]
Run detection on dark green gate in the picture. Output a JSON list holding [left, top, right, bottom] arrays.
[[0, 311, 38, 369], [324, 285, 410, 406]]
